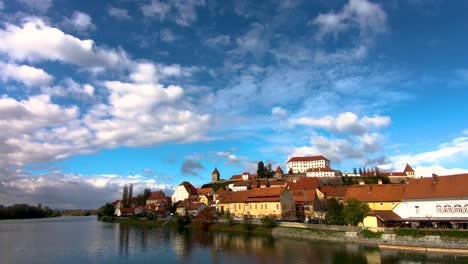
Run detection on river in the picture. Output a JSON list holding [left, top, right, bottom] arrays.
[[0, 216, 466, 263]]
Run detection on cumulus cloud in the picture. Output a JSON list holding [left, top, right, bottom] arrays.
[[41, 78, 94, 98], [0, 173, 174, 209], [63, 11, 96, 32], [0, 62, 54, 86], [181, 159, 205, 176], [0, 17, 129, 69], [383, 134, 468, 175], [18, 0, 52, 13], [107, 6, 131, 20], [289, 112, 390, 165], [141, 0, 205, 26], [290, 112, 390, 135], [312, 0, 387, 42]]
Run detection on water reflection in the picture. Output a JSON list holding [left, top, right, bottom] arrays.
[[2, 217, 459, 264], [111, 222, 468, 264]]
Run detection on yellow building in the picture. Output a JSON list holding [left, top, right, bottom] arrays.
[[217, 187, 295, 220], [345, 184, 406, 227]]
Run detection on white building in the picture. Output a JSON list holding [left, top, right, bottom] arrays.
[[393, 174, 468, 226], [306, 167, 338, 177], [171, 181, 198, 205], [228, 181, 250, 192], [286, 155, 330, 174]]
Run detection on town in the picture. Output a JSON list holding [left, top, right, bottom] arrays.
[[112, 155, 468, 229]]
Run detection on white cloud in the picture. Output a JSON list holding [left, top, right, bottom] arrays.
[[0, 18, 129, 68], [41, 78, 94, 98], [313, 0, 387, 42], [0, 62, 53, 86], [290, 112, 390, 135], [160, 28, 176, 42], [18, 0, 52, 13], [384, 135, 468, 173], [0, 1, 4, 10], [107, 6, 131, 20], [204, 35, 231, 47], [272, 106, 288, 119], [63, 11, 96, 32], [414, 165, 468, 178], [141, 0, 205, 26], [0, 173, 175, 209]]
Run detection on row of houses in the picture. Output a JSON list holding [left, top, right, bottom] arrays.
[[343, 174, 468, 228]]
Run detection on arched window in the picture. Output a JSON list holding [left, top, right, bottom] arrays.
[[436, 205, 442, 213], [454, 205, 463, 213], [444, 205, 452, 213]]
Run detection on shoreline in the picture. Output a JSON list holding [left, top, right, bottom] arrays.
[[103, 217, 468, 253]]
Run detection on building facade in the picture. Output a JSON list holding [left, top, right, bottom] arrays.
[[286, 156, 331, 174]]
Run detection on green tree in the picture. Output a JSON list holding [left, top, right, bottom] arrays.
[[128, 183, 133, 206], [143, 188, 151, 200], [266, 163, 274, 178], [122, 185, 128, 208], [343, 198, 370, 226], [100, 203, 115, 217], [326, 198, 344, 225], [257, 161, 266, 179]]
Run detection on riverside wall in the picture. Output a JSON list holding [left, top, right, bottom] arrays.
[[272, 226, 468, 251]]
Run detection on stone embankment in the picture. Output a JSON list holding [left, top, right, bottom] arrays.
[[272, 223, 468, 252]]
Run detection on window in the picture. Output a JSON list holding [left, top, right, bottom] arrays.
[[379, 203, 384, 206], [276, 204, 279, 210], [261, 204, 263, 209], [436, 205, 442, 213], [444, 205, 452, 213], [415, 206, 419, 214], [255, 204, 257, 209], [464, 205, 468, 213], [454, 205, 462, 213], [265, 204, 268, 210]]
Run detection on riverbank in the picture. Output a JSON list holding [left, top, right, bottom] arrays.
[[101, 217, 468, 253]]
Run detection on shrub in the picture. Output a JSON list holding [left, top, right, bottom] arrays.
[[361, 230, 382, 238], [243, 215, 255, 231], [260, 215, 277, 228]]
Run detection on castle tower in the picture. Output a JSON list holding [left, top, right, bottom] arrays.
[[275, 166, 284, 178], [211, 168, 220, 183]]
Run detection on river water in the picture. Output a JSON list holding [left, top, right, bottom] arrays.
[[0, 216, 466, 263]]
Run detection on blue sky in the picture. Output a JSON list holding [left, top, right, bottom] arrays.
[[1, 0, 468, 208]]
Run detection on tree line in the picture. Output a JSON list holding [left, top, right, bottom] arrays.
[[120, 184, 152, 208], [0, 204, 61, 220]]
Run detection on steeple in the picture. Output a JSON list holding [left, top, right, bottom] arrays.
[[211, 168, 220, 183]]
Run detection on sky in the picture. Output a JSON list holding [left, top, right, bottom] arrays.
[[1, 0, 468, 209]]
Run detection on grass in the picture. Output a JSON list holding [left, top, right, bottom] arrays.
[[360, 230, 383, 239], [393, 228, 468, 239]]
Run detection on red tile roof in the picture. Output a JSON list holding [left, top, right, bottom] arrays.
[[233, 180, 250, 187], [215, 187, 227, 195], [291, 190, 317, 203], [367, 210, 402, 221], [179, 181, 198, 195], [212, 168, 220, 175], [345, 184, 406, 202], [404, 164, 415, 173], [380, 172, 407, 177], [187, 202, 205, 211], [147, 191, 165, 200], [219, 187, 287, 203], [286, 177, 319, 191], [276, 166, 284, 174], [197, 187, 213, 195], [287, 155, 329, 163], [402, 174, 468, 200], [230, 175, 242, 180], [119, 208, 134, 214], [319, 186, 347, 198]]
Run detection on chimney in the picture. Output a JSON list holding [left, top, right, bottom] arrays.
[[432, 173, 438, 184], [378, 179, 383, 185]]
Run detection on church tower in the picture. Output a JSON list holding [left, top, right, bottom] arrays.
[[211, 168, 220, 183]]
